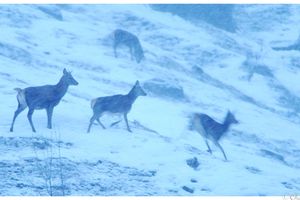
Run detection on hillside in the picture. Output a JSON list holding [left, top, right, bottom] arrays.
[[0, 4, 299, 195]]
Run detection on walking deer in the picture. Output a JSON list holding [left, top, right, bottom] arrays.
[[10, 68, 78, 132], [87, 81, 147, 133], [113, 29, 144, 63], [189, 111, 238, 161]]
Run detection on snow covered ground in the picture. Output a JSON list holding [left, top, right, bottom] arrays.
[[0, 4, 299, 196]]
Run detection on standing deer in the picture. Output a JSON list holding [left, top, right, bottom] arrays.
[[113, 29, 144, 63], [10, 68, 79, 132], [87, 80, 147, 133], [189, 111, 238, 161]]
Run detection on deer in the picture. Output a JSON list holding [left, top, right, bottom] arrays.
[[10, 68, 79, 133], [87, 80, 147, 133], [189, 111, 238, 161], [113, 29, 144, 63]]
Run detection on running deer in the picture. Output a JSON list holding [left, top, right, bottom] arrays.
[[189, 111, 238, 161], [113, 29, 144, 63], [87, 81, 147, 133], [10, 68, 79, 132]]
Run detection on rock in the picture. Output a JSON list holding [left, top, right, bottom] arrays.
[[245, 166, 262, 174], [0, 42, 32, 64], [186, 157, 200, 170], [143, 78, 186, 101], [37, 5, 63, 21], [272, 43, 300, 51], [281, 181, 294, 189], [182, 186, 194, 193], [16, 183, 26, 189], [201, 187, 211, 192], [190, 178, 198, 183], [33, 141, 50, 150], [96, 160, 102, 165], [192, 65, 204, 75], [260, 149, 285, 163], [149, 170, 157, 176]]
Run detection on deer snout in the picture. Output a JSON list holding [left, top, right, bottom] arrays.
[[139, 88, 147, 96], [140, 90, 147, 96], [72, 79, 79, 86]]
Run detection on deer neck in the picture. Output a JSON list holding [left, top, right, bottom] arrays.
[[127, 86, 138, 103], [55, 77, 69, 98], [222, 116, 232, 133]]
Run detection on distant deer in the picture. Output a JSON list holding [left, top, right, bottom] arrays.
[[113, 29, 144, 63], [10, 68, 79, 132], [189, 111, 238, 161], [87, 80, 147, 133]]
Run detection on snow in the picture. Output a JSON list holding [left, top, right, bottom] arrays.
[[0, 4, 299, 196]]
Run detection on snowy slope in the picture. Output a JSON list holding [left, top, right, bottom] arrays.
[[0, 4, 299, 195]]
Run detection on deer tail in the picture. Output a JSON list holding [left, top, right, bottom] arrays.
[[91, 98, 97, 109], [14, 88, 23, 93], [14, 88, 27, 107]]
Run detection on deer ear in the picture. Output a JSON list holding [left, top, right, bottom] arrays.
[[63, 68, 67, 74]]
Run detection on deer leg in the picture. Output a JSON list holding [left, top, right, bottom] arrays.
[[87, 114, 97, 133], [110, 120, 122, 127], [10, 104, 26, 132], [205, 139, 212, 154], [129, 46, 134, 61], [213, 140, 228, 161], [46, 106, 54, 129], [124, 113, 132, 132], [113, 42, 118, 58], [198, 128, 212, 154], [27, 108, 36, 133], [96, 118, 106, 129]]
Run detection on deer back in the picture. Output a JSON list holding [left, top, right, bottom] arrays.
[[93, 94, 134, 114], [189, 113, 224, 141], [24, 85, 62, 109]]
